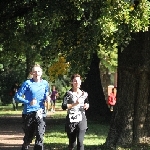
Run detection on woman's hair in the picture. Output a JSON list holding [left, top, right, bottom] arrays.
[[71, 74, 81, 81]]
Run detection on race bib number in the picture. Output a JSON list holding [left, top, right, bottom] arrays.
[[36, 109, 46, 119], [69, 112, 82, 122]]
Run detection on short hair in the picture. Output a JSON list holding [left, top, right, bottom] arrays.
[[33, 64, 41, 68], [32, 64, 42, 71], [71, 74, 81, 81]]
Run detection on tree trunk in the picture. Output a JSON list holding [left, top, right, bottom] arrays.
[[25, 48, 33, 78], [81, 53, 108, 117], [105, 31, 150, 148]]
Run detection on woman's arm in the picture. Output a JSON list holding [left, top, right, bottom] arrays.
[[62, 91, 74, 110], [84, 97, 89, 110], [67, 100, 79, 109]]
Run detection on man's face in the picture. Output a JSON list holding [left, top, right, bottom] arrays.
[[31, 66, 42, 79], [72, 77, 81, 88]]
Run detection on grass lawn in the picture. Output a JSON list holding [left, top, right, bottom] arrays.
[[44, 121, 109, 150], [0, 102, 109, 149], [44, 103, 110, 150], [45, 107, 109, 149], [0, 103, 23, 116], [2, 103, 149, 149]]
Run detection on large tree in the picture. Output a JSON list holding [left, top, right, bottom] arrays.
[[99, 0, 150, 148], [105, 30, 150, 149]]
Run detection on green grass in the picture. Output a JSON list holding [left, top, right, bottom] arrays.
[[0, 103, 23, 116], [0, 102, 109, 149], [1, 103, 150, 150], [44, 119, 109, 150], [43, 103, 110, 150]]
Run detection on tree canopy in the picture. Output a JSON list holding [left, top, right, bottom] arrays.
[[1, 0, 150, 77]]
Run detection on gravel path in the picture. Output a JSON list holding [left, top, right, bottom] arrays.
[[0, 112, 58, 150], [0, 115, 34, 150]]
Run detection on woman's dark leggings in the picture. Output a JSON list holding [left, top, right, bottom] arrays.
[[67, 128, 86, 150]]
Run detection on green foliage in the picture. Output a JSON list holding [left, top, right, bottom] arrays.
[[51, 76, 71, 100], [99, 47, 118, 73], [97, 0, 150, 72], [0, 0, 150, 103], [99, 0, 150, 48]]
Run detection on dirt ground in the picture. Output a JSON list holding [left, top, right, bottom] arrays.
[[0, 115, 32, 150], [0, 113, 54, 150]]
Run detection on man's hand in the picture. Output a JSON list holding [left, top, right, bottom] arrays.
[[30, 99, 37, 105]]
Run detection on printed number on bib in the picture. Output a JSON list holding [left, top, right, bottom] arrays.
[[36, 109, 46, 119], [69, 112, 82, 122]]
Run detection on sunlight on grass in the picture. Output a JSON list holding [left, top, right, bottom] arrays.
[[84, 123, 109, 146], [49, 111, 67, 118], [45, 131, 68, 144], [1, 103, 150, 149], [0, 104, 23, 116], [44, 118, 109, 149], [46, 103, 109, 147], [0, 102, 110, 149]]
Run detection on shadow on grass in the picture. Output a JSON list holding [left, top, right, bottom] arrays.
[[1, 108, 150, 150], [44, 143, 150, 150], [44, 115, 110, 150], [0, 143, 34, 150], [44, 143, 106, 150], [0, 109, 111, 150]]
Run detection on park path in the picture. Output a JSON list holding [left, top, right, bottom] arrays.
[[0, 113, 54, 150], [0, 115, 34, 150]]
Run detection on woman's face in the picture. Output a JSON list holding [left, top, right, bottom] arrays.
[[72, 77, 81, 89], [52, 86, 55, 90]]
